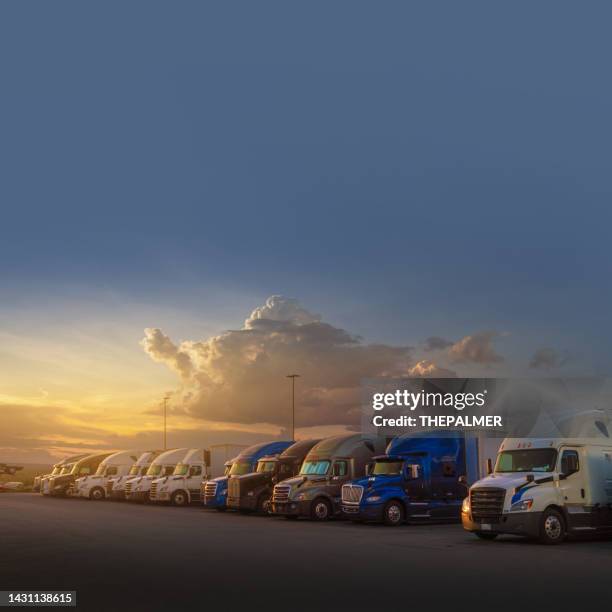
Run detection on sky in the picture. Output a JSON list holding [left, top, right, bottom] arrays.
[[1, 2, 612, 462]]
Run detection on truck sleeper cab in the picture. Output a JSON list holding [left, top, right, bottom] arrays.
[[462, 437, 612, 544], [270, 434, 386, 521], [124, 448, 188, 502], [48, 453, 113, 497], [342, 433, 475, 526], [149, 448, 208, 506], [74, 451, 139, 500], [227, 439, 321, 513], [203, 440, 293, 511], [107, 450, 164, 500]]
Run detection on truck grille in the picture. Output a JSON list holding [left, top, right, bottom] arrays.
[[342, 484, 364, 504], [150, 482, 158, 499], [272, 484, 291, 503], [228, 478, 240, 498], [125, 482, 133, 496], [470, 487, 505, 523], [204, 481, 218, 499]]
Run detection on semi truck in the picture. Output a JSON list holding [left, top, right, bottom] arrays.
[[227, 439, 320, 513], [40, 455, 88, 495], [74, 451, 139, 500], [124, 448, 187, 502], [48, 453, 113, 497], [462, 436, 612, 544], [270, 434, 387, 521], [149, 448, 208, 506], [203, 441, 293, 511], [107, 450, 164, 500], [341, 432, 489, 525]]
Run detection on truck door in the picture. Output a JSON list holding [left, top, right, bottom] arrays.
[[431, 460, 463, 519], [403, 459, 432, 518], [558, 447, 585, 506]]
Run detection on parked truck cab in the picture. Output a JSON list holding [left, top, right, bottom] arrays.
[[40, 455, 88, 495], [49, 453, 113, 497], [227, 439, 321, 513], [107, 450, 164, 500], [203, 441, 293, 511], [342, 433, 475, 526], [462, 436, 612, 544], [270, 434, 386, 521], [74, 451, 139, 500], [150, 448, 208, 506], [124, 448, 188, 502]]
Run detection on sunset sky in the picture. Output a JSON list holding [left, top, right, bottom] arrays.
[[2, 3, 612, 462]]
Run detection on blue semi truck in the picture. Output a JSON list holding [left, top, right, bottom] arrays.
[[202, 440, 293, 511], [341, 432, 490, 526]]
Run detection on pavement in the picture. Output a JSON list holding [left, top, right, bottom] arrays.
[[2, 493, 610, 611]]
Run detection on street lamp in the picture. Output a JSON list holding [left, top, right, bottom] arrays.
[[286, 374, 300, 441], [162, 393, 171, 450]]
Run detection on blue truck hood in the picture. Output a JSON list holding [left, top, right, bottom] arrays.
[[211, 476, 228, 485], [353, 475, 403, 490]]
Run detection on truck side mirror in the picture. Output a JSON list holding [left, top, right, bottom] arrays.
[[486, 458, 493, 475], [458, 475, 468, 487], [405, 464, 420, 480]]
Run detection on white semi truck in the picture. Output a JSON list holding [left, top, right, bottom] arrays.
[[124, 448, 187, 502], [149, 448, 208, 506], [74, 451, 139, 500], [462, 436, 612, 544], [107, 450, 164, 500], [40, 455, 87, 495]]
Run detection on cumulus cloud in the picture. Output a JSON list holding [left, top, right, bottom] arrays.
[[142, 295, 413, 429], [529, 347, 569, 370], [423, 336, 454, 352], [408, 360, 457, 378], [447, 331, 504, 364]]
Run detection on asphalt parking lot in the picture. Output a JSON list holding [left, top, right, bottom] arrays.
[[2, 494, 611, 611]]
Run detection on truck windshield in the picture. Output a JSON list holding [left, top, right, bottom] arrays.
[[371, 461, 403, 476], [128, 465, 141, 476], [51, 466, 62, 475], [147, 464, 162, 477], [257, 461, 277, 473], [495, 449, 557, 473], [61, 465, 74, 475], [95, 464, 106, 476], [300, 460, 330, 476], [229, 462, 252, 476], [174, 464, 189, 476]]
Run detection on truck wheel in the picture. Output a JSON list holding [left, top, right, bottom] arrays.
[[172, 490, 189, 506], [256, 494, 269, 514], [89, 487, 105, 501], [539, 508, 566, 545], [475, 532, 498, 540], [383, 501, 404, 526], [311, 498, 332, 521]]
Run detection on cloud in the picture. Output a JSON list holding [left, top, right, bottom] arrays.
[[529, 347, 569, 370], [408, 360, 457, 378], [423, 336, 454, 352], [447, 331, 504, 364], [142, 295, 413, 429]]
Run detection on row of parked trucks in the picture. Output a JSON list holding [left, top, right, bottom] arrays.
[[35, 424, 612, 544]]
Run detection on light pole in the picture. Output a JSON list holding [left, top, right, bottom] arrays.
[[162, 393, 171, 450], [286, 374, 300, 440]]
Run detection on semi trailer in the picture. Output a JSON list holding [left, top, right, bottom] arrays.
[[149, 448, 208, 506], [203, 441, 293, 511], [74, 451, 140, 500], [227, 439, 320, 513], [124, 448, 187, 502], [341, 432, 490, 525], [107, 450, 164, 500], [462, 436, 612, 544], [270, 434, 386, 520], [48, 453, 113, 497]]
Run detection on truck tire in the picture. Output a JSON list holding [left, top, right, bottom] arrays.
[[256, 494, 269, 514], [475, 532, 498, 540], [171, 490, 189, 506], [311, 498, 332, 521], [89, 487, 105, 501], [538, 508, 566, 545], [383, 501, 405, 526]]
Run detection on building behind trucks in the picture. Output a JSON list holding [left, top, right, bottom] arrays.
[[341, 431, 495, 526], [462, 436, 612, 544], [203, 441, 293, 511], [124, 448, 187, 502], [48, 453, 113, 497], [40, 455, 88, 495], [149, 448, 208, 506], [74, 451, 140, 500], [227, 439, 321, 513], [270, 434, 387, 521], [107, 450, 164, 500]]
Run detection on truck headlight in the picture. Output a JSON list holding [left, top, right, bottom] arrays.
[[510, 498, 533, 512], [461, 497, 470, 513], [366, 496, 381, 502], [295, 493, 306, 501], [247, 491, 254, 496], [160, 486, 168, 492]]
